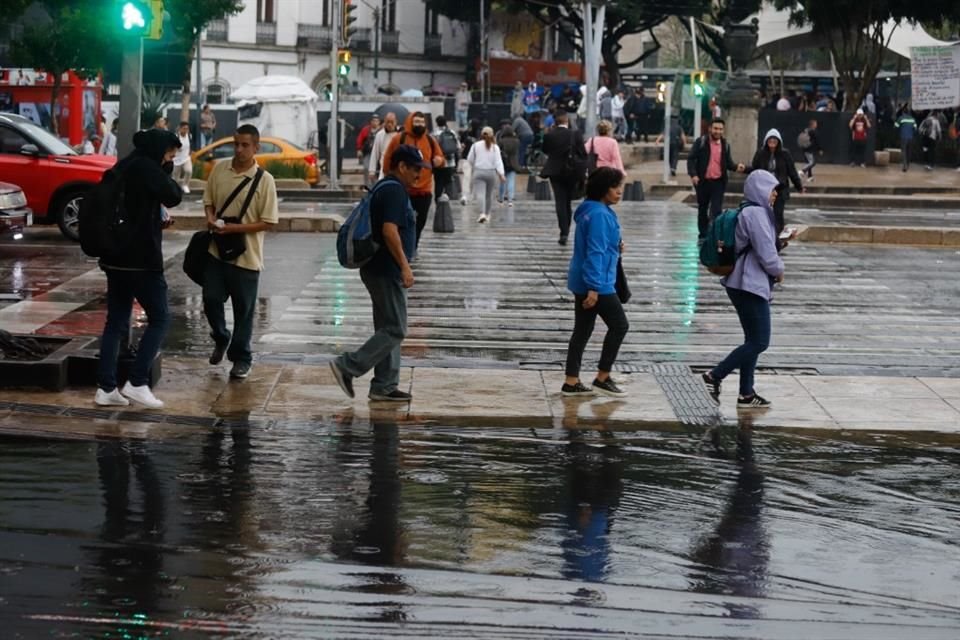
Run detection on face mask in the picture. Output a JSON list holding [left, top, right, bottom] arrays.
[[161, 160, 174, 174], [412, 125, 426, 136]]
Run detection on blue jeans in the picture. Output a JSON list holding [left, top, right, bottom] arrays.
[[97, 270, 169, 391], [337, 270, 408, 394], [711, 287, 771, 396], [456, 109, 469, 130], [202, 258, 261, 366], [498, 170, 516, 202]]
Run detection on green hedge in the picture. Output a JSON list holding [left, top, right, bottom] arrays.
[[264, 160, 308, 180]]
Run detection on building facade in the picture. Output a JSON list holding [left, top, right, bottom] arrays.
[[197, 0, 472, 102]]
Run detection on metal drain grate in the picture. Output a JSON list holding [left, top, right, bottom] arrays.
[[651, 363, 722, 426]]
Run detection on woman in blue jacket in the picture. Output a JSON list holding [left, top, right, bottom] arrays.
[[562, 167, 630, 397]]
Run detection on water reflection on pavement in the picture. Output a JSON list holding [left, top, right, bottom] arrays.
[[1, 420, 959, 638]]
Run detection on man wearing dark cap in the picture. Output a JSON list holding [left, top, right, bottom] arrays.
[[94, 128, 183, 409], [330, 145, 427, 402]]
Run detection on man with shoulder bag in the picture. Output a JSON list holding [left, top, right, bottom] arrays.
[[201, 124, 279, 379]]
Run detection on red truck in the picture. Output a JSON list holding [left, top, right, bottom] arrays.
[[0, 112, 115, 240]]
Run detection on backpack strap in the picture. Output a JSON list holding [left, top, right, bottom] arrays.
[[234, 167, 264, 221]]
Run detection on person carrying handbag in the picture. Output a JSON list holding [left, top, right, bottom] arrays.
[[201, 125, 279, 380]]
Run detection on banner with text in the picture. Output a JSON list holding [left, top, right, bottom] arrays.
[[910, 45, 960, 110]]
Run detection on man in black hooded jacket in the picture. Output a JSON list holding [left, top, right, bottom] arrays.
[[95, 128, 183, 410]]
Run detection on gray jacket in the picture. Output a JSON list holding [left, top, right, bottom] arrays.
[[722, 170, 784, 301]]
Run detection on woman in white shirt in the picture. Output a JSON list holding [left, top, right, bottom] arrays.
[[466, 126, 505, 223]]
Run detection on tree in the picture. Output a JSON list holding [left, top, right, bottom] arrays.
[[772, 0, 960, 110], [9, 1, 114, 135], [164, 0, 244, 123], [426, 0, 710, 88], [686, 0, 762, 71]]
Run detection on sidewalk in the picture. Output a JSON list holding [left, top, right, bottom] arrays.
[[2, 357, 958, 440]]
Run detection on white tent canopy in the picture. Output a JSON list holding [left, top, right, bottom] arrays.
[[231, 75, 319, 105]]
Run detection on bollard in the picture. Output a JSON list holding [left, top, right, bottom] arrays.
[[624, 181, 644, 202], [535, 180, 553, 201], [526, 175, 537, 194], [433, 195, 455, 233]]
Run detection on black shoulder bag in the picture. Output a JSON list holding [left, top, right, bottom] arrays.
[[182, 168, 262, 286], [214, 167, 264, 262]]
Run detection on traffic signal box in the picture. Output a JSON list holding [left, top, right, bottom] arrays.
[[337, 50, 351, 77], [118, 0, 164, 40], [691, 70, 705, 97], [341, 0, 358, 45]]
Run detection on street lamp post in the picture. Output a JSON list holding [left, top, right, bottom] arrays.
[[328, 0, 341, 190]]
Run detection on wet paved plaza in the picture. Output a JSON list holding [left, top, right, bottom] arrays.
[[1, 199, 959, 636]]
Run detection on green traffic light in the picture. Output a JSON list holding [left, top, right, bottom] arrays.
[[694, 85, 704, 97], [337, 64, 349, 76], [121, 2, 146, 30]]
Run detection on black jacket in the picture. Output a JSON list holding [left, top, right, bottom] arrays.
[[100, 129, 183, 271], [686, 135, 739, 183], [541, 126, 586, 180], [750, 146, 803, 192]]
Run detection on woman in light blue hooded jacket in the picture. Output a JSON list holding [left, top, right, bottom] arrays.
[[702, 170, 785, 408]]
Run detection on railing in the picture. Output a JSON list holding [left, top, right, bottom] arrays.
[[256, 21, 277, 46], [425, 33, 442, 59], [206, 18, 228, 42], [296, 23, 332, 50], [351, 27, 372, 52], [381, 30, 399, 54]]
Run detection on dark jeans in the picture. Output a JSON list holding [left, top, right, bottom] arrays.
[[922, 138, 936, 166], [550, 177, 575, 239], [696, 178, 726, 238], [565, 293, 629, 378], [518, 134, 533, 166], [411, 193, 432, 247], [337, 270, 408, 394], [434, 167, 454, 202], [850, 140, 867, 165], [711, 287, 771, 396], [900, 138, 912, 170], [202, 258, 260, 366], [773, 187, 789, 236], [802, 151, 816, 177], [97, 269, 169, 391]]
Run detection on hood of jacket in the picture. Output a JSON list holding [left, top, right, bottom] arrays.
[[133, 128, 181, 163], [744, 169, 779, 212], [762, 128, 783, 148]]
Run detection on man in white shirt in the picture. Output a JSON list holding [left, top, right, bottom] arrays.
[[172, 121, 193, 193], [367, 112, 399, 182]]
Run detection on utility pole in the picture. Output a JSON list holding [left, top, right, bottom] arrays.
[[479, 0, 487, 122], [662, 82, 672, 184], [690, 16, 701, 140], [195, 34, 203, 148], [328, 0, 341, 190], [373, 6, 380, 80], [117, 36, 143, 159], [582, 1, 606, 137]]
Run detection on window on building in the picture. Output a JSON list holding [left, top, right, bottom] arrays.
[[257, 0, 275, 23], [424, 6, 439, 36], [381, 0, 396, 31], [206, 82, 227, 105]]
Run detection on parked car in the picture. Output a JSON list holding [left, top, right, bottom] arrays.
[[0, 181, 32, 240], [0, 112, 115, 241], [191, 136, 321, 186]]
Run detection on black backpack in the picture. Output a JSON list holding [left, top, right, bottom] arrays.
[[438, 128, 460, 160], [78, 167, 138, 258]]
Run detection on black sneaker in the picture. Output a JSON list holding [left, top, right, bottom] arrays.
[[561, 382, 594, 396], [737, 393, 772, 408], [369, 389, 412, 402], [702, 371, 721, 403], [329, 361, 355, 399], [558, 235, 568, 246], [592, 378, 626, 397], [209, 342, 227, 365], [229, 362, 251, 379]]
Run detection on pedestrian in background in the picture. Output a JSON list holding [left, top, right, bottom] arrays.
[[172, 121, 193, 194], [455, 83, 472, 130], [368, 111, 398, 182], [433, 115, 460, 203], [587, 120, 625, 173], [541, 111, 587, 245], [94, 129, 182, 409], [611, 89, 627, 140], [701, 170, 784, 409], [382, 111, 445, 247], [750, 129, 804, 238], [798, 119, 820, 181], [848, 109, 870, 167], [919, 111, 942, 171], [101, 118, 118, 156], [562, 166, 629, 398], [512, 113, 534, 168], [466, 126, 505, 223], [687, 118, 746, 240], [895, 108, 917, 172], [497, 124, 521, 207], [510, 81, 525, 120], [330, 145, 426, 403], [356, 114, 380, 188], [654, 115, 686, 177], [202, 125, 280, 380], [199, 104, 216, 148]]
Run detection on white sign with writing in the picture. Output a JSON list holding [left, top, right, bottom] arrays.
[[910, 45, 960, 110]]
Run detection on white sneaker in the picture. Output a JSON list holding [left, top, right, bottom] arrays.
[[508, 201, 514, 207], [95, 388, 129, 407], [476, 214, 487, 223], [181, 185, 191, 194], [121, 381, 164, 409], [460, 196, 468, 206]]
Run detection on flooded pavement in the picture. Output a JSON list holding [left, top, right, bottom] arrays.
[[2, 421, 959, 638]]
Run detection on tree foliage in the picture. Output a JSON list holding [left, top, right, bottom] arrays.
[[426, 0, 710, 87], [685, 0, 762, 71], [8, 0, 115, 135], [164, 0, 244, 121], [772, 0, 960, 110]]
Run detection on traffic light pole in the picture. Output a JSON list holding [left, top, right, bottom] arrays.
[[690, 17, 702, 140], [117, 36, 144, 159], [662, 82, 672, 185], [328, 0, 340, 190]]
